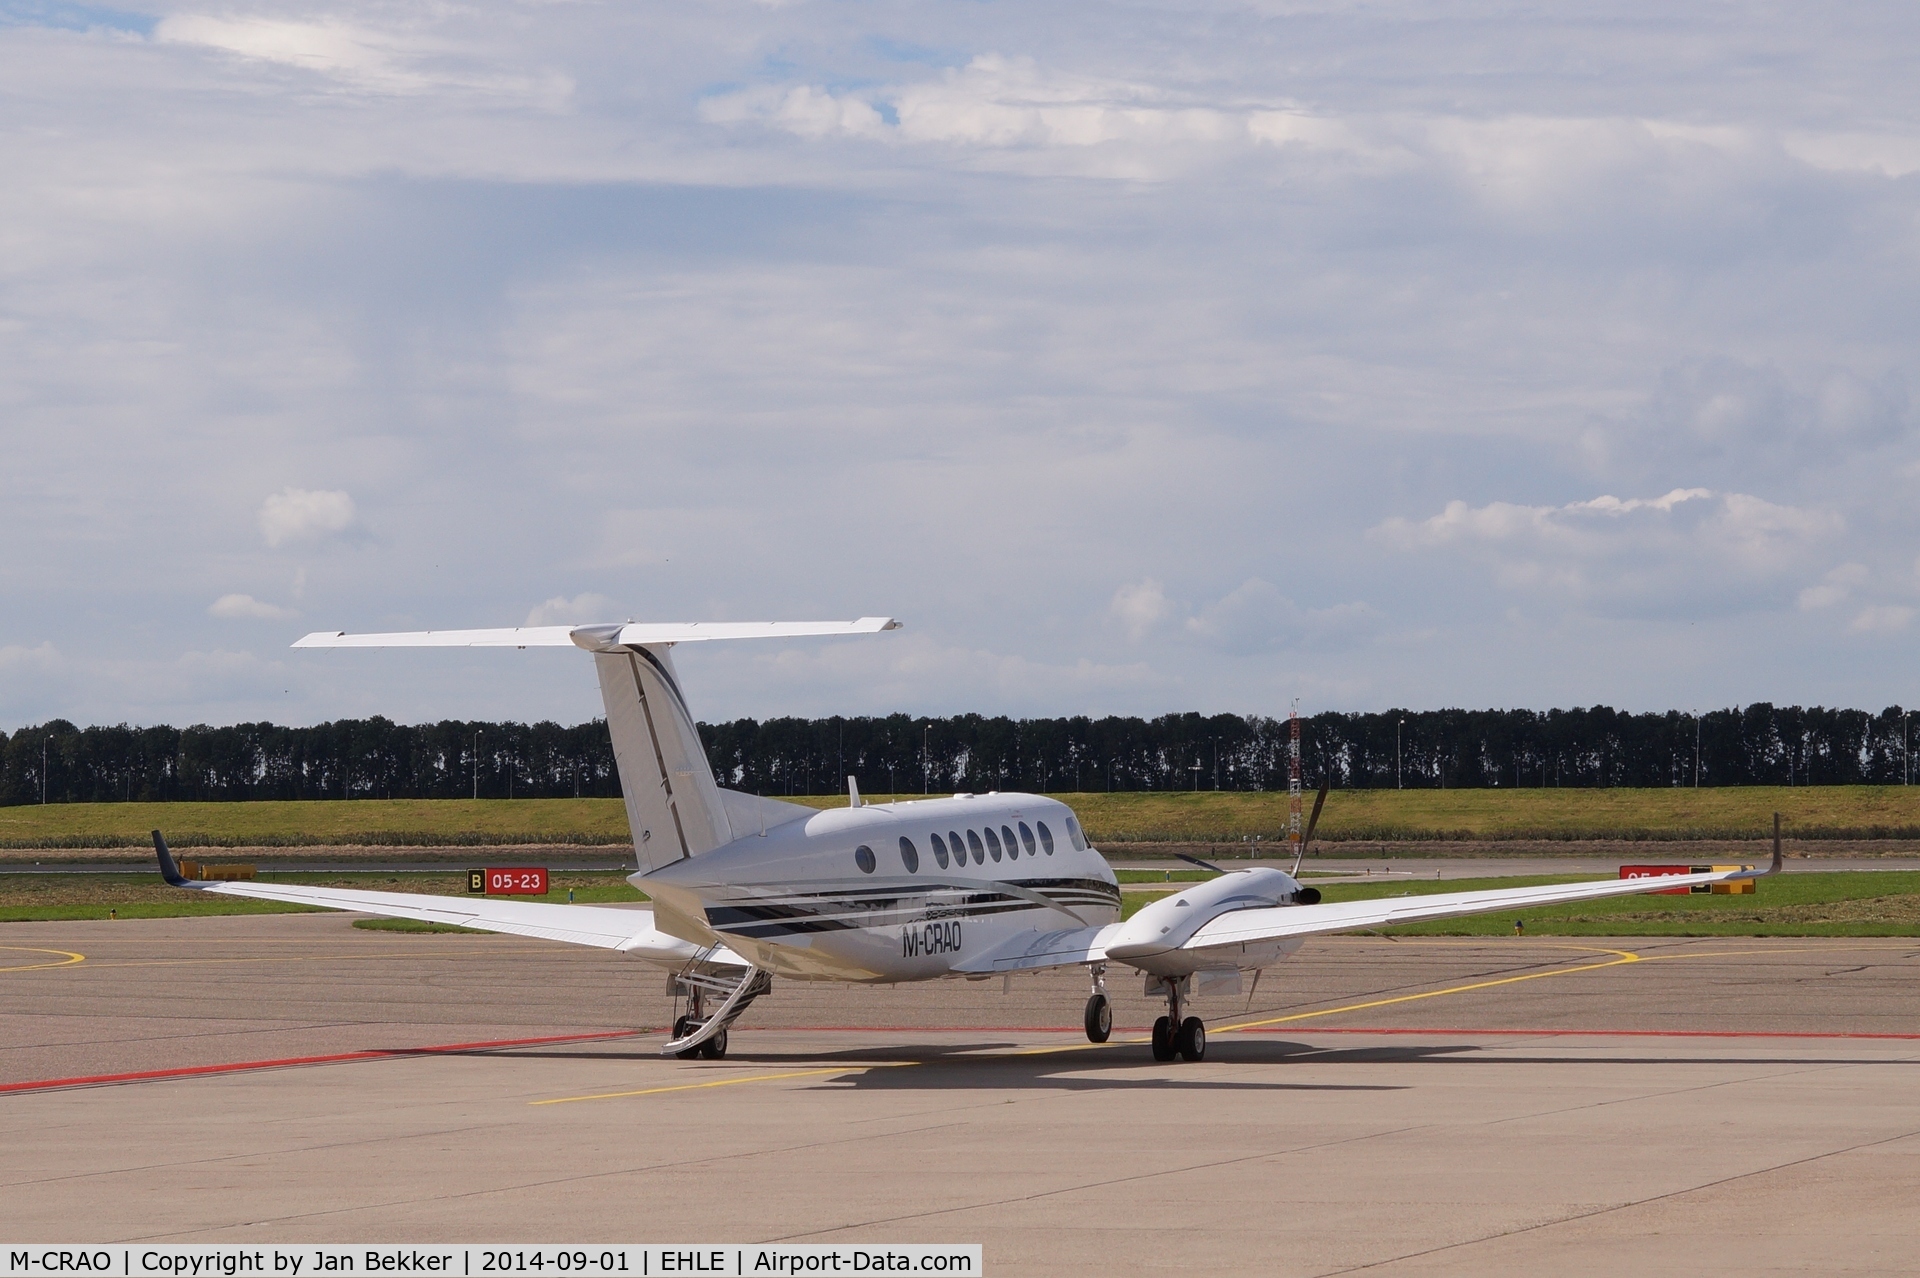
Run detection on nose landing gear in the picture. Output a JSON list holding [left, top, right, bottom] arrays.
[[1084, 965, 1112, 1043]]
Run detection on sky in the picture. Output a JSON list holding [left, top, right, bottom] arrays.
[[3, 1, 1920, 729]]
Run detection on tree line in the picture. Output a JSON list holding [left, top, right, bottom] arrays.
[[3, 704, 1917, 805]]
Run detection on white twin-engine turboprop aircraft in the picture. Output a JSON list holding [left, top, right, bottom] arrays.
[[153, 617, 1780, 1062]]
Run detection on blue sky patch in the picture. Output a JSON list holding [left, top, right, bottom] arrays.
[[0, 0, 156, 36]]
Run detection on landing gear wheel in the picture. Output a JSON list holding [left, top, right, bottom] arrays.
[[671, 1016, 700, 1060], [698, 1029, 728, 1060], [1176, 1016, 1206, 1062], [1084, 994, 1112, 1043], [1150, 1015, 1176, 1061]]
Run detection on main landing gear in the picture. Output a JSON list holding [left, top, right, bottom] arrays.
[[1149, 976, 1205, 1063], [671, 986, 728, 1060]]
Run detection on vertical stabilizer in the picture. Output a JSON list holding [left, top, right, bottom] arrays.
[[592, 645, 733, 873]]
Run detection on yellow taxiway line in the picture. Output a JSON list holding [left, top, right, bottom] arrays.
[[0, 946, 86, 972]]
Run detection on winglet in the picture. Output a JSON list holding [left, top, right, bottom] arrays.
[[1729, 812, 1786, 881], [153, 830, 191, 887]]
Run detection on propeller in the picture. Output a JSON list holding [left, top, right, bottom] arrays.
[[1173, 851, 1228, 875], [1291, 779, 1331, 876]]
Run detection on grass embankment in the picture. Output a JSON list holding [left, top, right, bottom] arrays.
[[0, 872, 645, 923], [9, 788, 1920, 850], [6, 867, 1918, 937], [0, 799, 633, 849]]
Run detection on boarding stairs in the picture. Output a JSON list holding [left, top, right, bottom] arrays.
[[663, 955, 772, 1057]]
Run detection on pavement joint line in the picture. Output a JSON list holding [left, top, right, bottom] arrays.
[[1313, 1122, 1920, 1276], [530, 1062, 921, 1105], [0, 1029, 642, 1094], [0, 946, 85, 972]]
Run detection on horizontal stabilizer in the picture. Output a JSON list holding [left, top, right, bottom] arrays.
[[293, 618, 901, 650]]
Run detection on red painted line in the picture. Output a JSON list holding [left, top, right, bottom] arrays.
[[0, 1030, 641, 1095]]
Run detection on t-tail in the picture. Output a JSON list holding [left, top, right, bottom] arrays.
[[292, 615, 900, 874]]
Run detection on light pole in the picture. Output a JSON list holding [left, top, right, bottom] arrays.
[[1693, 711, 1701, 789], [1190, 761, 1201, 791], [42, 734, 48, 805], [473, 729, 483, 800], [1906, 711, 1912, 786], [922, 725, 931, 795], [1396, 717, 1404, 790]]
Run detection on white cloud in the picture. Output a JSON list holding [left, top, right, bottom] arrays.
[[258, 488, 356, 548], [1373, 488, 1717, 551], [1850, 605, 1914, 634], [209, 593, 299, 621], [1371, 488, 1841, 615], [1109, 579, 1171, 640], [152, 13, 570, 101], [1798, 564, 1869, 611], [0, 642, 61, 674], [525, 592, 615, 626]]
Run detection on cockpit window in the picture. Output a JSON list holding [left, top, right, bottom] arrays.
[[1001, 825, 1020, 857], [983, 827, 1004, 861], [965, 829, 985, 864], [929, 832, 950, 869], [1018, 822, 1036, 855], [854, 844, 876, 874], [1036, 821, 1055, 854], [898, 836, 920, 873], [1065, 816, 1087, 851]]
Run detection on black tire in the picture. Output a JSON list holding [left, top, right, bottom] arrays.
[[1084, 994, 1112, 1043], [672, 1016, 700, 1060], [1150, 1015, 1176, 1061], [1177, 1016, 1206, 1062], [698, 1029, 728, 1060]]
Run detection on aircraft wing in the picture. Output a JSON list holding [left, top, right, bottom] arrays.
[[958, 857, 1777, 975], [952, 923, 1128, 975], [151, 833, 741, 966], [1141, 862, 1772, 966]]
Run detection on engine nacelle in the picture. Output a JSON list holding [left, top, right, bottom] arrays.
[[1106, 866, 1307, 969]]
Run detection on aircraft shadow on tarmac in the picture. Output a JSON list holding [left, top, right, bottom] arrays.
[[445, 1038, 1918, 1090]]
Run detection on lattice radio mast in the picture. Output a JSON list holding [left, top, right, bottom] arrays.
[[1287, 700, 1302, 863]]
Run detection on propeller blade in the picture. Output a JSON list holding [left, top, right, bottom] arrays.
[[1173, 851, 1228, 874], [1291, 780, 1332, 875]]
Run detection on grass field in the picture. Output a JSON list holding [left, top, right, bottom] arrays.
[[0, 871, 644, 922], [8, 787, 1920, 849], [4, 868, 1917, 936]]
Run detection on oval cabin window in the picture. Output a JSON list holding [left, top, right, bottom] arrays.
[[965, 829, 986, 864], [984, 828, 1003, 861], [930, 832, 950, 869], [1001, 825, 1019, 857], [1036, 821, 1055, 854], [1018, 822, 1036, 855], [854, 844, 876, 874], [898, 836, 920, 873]]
